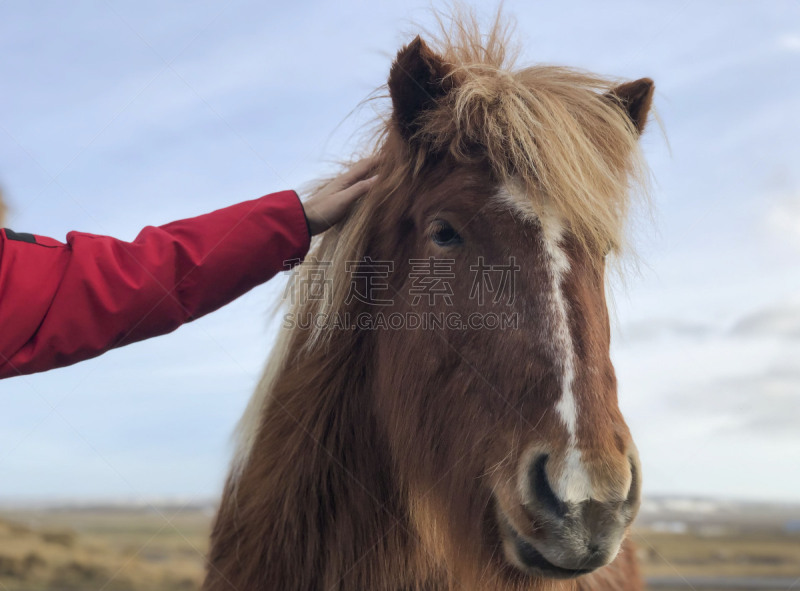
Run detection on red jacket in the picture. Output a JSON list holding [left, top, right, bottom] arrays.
[[0, 190, 310, 379]]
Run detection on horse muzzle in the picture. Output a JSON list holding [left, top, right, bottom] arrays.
[[495, 453, 640, 579]]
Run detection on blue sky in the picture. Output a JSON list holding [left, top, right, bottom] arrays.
[[1, 0, 799, 504]]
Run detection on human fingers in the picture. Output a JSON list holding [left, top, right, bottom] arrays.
[[338, 174, 378, 201], [305, 175, 377, 235], [335, 156, 379, 188]]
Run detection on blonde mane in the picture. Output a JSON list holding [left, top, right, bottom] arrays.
[[232, 7, 649, 477]]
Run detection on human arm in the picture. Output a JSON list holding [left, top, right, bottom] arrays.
[[0, 190, 308, 379]]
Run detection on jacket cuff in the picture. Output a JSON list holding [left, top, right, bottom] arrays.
[[277, 190, 311, 268], [295, 192, 313, 244]]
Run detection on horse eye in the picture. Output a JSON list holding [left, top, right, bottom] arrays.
[[430, 220, 463, 247]]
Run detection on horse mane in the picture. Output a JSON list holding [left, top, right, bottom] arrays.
[[230, 6, 650, 484]]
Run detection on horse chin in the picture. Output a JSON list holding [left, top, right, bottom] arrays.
[[494, 506, 597, 580]]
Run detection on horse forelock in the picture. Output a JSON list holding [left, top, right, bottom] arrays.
[[413, 7, 650, 252]]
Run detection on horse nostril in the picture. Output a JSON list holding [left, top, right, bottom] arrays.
[[626, 456, 640, 505], [529, 455, 567, 518]]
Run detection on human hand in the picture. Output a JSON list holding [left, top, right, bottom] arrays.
[[302, 157, 378, 236]]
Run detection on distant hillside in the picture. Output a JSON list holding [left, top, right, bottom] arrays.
[[638, 495, 800, 535]]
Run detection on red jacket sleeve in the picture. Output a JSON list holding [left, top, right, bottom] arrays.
[[0, 190, 310, 379]]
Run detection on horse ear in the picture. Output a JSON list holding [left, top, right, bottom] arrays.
[[606, 78, 654, 134], [388, 36, 453, 140]]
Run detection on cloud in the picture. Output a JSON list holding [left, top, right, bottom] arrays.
[[615, 318, 716, 344], [731, 304, 800, 338], [617, 301, 800, 344], [764, 189, 800, 250], [668, 366, 800, 438], [779, 34, 800, 52]]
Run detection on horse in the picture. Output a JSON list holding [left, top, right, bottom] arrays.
[[204, 11, 654, 591]]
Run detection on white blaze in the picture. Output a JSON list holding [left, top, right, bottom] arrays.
[[538, 209, 593, 503], [498, 187, 594, 504]]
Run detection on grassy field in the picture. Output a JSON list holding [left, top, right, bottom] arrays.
[[0, 506, 209, 591], [0, 505, 798, 590], [633, 529, 800, 579]]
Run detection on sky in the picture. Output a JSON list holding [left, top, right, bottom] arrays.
[[1, 0, 799, 505]]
